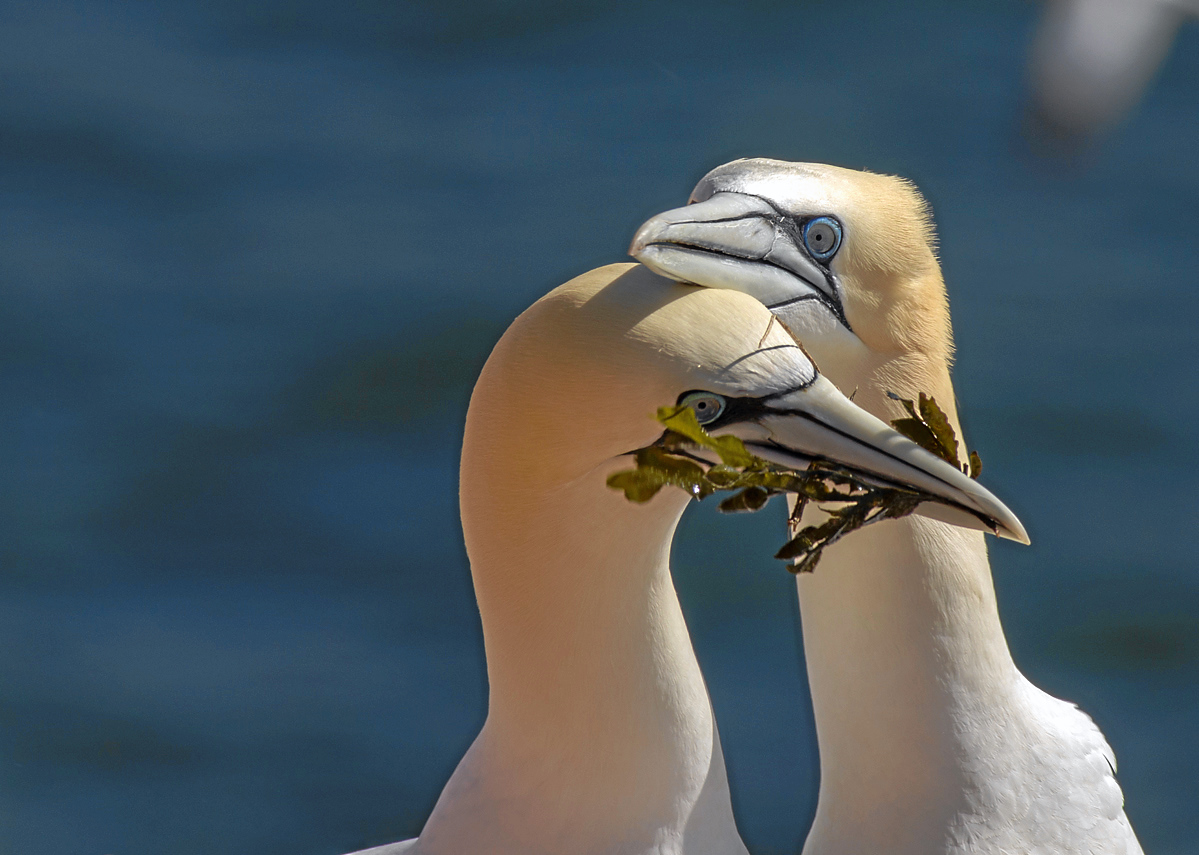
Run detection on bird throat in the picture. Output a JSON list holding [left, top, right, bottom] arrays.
[[424, 462, 746, 855]]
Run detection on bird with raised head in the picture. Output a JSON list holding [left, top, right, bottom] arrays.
[[631, 157, 1143, 855]]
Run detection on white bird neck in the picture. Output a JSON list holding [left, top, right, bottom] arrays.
[[416, 460, 745, 855], [797, 348, 1023, 853]]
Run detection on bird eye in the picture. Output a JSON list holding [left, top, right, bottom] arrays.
[[680, 391, 726, 425], [803, 216, 842, 261]]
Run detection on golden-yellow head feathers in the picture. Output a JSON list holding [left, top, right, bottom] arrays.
[[689, 158, 953, 363], [463, 263, 813, 490]]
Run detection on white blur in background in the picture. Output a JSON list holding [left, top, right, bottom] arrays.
[[1028, 0, 1198, 140]]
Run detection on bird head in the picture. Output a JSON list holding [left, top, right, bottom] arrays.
[[629, 159, 954, 404], [463, 264, 1026, 543]]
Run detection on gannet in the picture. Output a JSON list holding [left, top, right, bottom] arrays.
[[347, 263, 1025, 855], [631, 158, 1144, 854]]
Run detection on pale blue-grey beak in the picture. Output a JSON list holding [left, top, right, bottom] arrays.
[[630, 192, 848, 327], [714, 375, 1030, 545]]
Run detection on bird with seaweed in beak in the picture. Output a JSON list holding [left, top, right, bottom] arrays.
[[347, 261, 1027, 855]]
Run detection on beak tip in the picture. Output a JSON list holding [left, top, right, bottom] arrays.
[[995, 516, 1031, 546], [629, 219, 662, 260]]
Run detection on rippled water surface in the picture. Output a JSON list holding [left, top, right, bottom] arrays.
[[1, 2, 1197, 853]]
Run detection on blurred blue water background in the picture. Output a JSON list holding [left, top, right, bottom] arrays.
[[0, 1, 1196, 853]]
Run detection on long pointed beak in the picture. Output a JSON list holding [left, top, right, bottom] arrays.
[[723, 376, 1030, 544], [630, 192, 837, 314]]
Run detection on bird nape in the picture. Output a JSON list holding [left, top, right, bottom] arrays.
[[631, 157, 1143, 855]]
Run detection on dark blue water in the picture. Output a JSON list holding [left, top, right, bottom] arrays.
[[1, 1, 1196, 853]]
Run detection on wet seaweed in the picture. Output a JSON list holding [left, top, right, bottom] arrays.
[[886, 391, 982, 479]]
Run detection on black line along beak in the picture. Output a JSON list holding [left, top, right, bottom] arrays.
[[630, 192, 849, 328], [712, 377, 1029, 544]]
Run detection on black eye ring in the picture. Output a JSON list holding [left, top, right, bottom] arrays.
[[678, 391, 727, 425], [802, 216, 843, 262]]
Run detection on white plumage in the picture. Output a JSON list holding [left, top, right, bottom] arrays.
[[633, 158, 1143, 855]]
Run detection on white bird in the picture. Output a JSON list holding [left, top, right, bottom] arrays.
[[631, 158, 1144, 855], [346, 263, 1026, 855]]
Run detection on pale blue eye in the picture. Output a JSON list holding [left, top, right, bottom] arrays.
[[803, 216, 842, 261], [680, 391, 726, 425]]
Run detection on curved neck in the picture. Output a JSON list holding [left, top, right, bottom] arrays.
[[798, 343, 1022, 853], [417, 462, 745, 855]]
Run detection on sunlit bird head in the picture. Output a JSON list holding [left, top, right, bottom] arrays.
[[464, 264, 1026, 544], [630, 158, 952, 371]]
